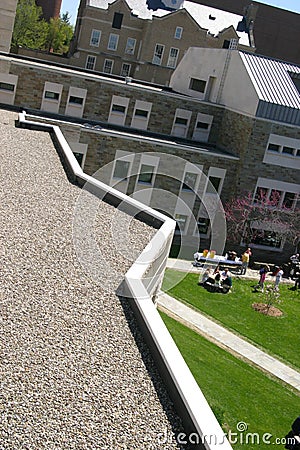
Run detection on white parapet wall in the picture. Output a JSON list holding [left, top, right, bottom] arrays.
[[18, 111, 233, 450]]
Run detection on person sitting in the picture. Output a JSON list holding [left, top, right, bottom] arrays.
[[198, 268, 212, 286], [221, 268, 233, 292]]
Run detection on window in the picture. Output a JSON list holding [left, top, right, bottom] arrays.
[[269, 189, 283, 206], [125, 37, 136, 54], [113, 160, 130, 179], [103, 59, 114, 74], [197, 217, 210, 235], [167, 48, 179, 68], [254, 187, 268, 203], [283, 192, 297, 209], [120, 63, 131, 77], [131, 101, 152, 130], [175, 214, 188, 233], [69, 96, 83, 105], [175, 117, 188, 125], [90, 29, 101, 47], [268, 143, 280, 152], [153, 44, 165, 65], [196, 121, 209, 130], [223, 40, 230, 49], [108, 33, 119, 51], [86, 55, 96, 70], [73, 152, 84, 166], [189, 78, 206, 93], [0, 82, 14, 92], [254, 181, 298, 211], [251, 230, 282, 249], [135, 109, 148, 118], [112, 12, 123, 29], [44, 91, 59, 100], [111, 104, 126, 113], [174, 26, 183, 39], [297, 150, 300, 157], [182, 172, 197, 192], [138, 164, 155, 184], [282, 146, 294, 155], [206, 176, 221, 194]]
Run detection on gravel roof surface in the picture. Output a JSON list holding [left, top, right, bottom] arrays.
[[0, 110, 184, 449]]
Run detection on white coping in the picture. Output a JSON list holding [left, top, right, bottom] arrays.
[[18, 111, 233, 450]]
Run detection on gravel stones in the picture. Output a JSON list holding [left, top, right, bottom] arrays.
[[0, 110, 184, 449]]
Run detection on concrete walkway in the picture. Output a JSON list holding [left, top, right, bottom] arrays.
[[157, 291, 300, 392]]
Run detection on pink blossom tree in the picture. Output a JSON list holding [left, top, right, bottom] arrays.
[[224, 189, 300, 249]]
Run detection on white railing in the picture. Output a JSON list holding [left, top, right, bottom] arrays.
[[18, 111, 232, 450]]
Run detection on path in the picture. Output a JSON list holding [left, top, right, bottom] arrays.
[[158, 291, 300, 392]]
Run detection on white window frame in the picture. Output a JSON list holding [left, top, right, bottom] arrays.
[[108, 95, 129, 126], [125, 37, 136, 55], [254, 178, 299, 211], [85, 55, 96, 70], [103, 59, 114, 74], [192, 113, 213, 142], [204, 167, 226, 195], [174, 26, 183, 39], [90, 29, 101, 47], [120, 63, 131, 77], [263, 134, 300, 170], [65, 87, 87, 118], [171, 108, 192, 138], [152, 44, 165, 65], [167, 47, 179, 68], [131, 100, 152, 130], [108, 33, 119, 51], [175, 213, 189, 235]]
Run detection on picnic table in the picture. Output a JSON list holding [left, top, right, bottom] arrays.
[[193, 252, 242, 271]]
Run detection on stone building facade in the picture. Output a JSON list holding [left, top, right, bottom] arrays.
[[0, 50, 299, 262], [68, 0, 253, 85]]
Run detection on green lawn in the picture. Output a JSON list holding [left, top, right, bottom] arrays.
[[163, 270, 300, 370], [161, 311, 299, 450]]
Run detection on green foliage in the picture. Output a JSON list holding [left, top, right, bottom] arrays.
[[12, 0, 48, 50], [12, 0, 74, 54], [46, 17, 74, 54]]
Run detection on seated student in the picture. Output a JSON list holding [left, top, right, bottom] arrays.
[[199, 268, 212, 286], [220, 268, 233, 292]]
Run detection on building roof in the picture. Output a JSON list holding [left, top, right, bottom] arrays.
[[0, 107, 185, 447], [87, 0, 249, 45], [240, 51, 300, 123]]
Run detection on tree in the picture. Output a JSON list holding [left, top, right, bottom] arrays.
[[12, 1, 74, 54], [45, 16, 74, 54], [224, 189, 300, 249], [12, 0, 48, 51]]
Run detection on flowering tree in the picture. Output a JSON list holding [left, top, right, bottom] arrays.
[[224, 190, 300, 249]]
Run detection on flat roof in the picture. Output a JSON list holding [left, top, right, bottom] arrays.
[[0, 108, 183, 447]]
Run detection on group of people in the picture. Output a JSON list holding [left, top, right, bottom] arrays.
[[199, 266, 233, 293]]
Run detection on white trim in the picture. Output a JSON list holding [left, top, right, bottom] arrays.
[[90, 29, 101, 47]]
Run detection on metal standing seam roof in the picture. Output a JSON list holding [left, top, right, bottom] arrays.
[[240, 52, 300, 109], [87, 0, 249, 45]]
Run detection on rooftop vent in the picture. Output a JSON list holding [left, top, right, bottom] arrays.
[[209, 14, 216, 20]]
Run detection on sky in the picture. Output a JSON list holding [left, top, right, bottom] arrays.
[[61, 0, 300, 23]]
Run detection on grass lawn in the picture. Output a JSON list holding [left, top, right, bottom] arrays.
[[163, 270, 300, 370], [160, 311, 300, 450]]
